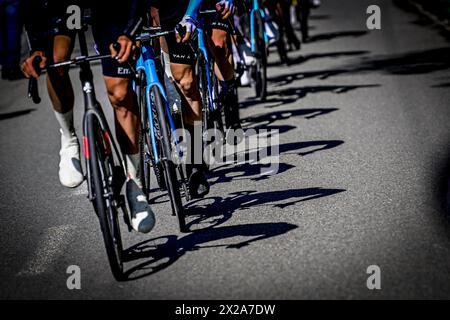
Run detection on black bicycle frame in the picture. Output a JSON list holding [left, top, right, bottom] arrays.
[[76, 29, 124, 202]]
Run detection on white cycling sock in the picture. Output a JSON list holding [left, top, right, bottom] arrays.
[[125, 153, 141, 185], [54, 110, 75, 138], [162, 50, 173, 80]]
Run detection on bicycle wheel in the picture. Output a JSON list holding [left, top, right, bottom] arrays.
[[87, 115, 124, 281], [253, 11, 268, 101], [198, 54, 224, 150], [209, 60, 225, 137], [138, 71, 166, 197], [151, 86, 187, 232]]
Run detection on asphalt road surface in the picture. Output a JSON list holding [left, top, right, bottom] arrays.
[[1, 0, 450, 299]]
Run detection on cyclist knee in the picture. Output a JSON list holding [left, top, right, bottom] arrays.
[[105, 77, 132, 107], [175, 73, 197, 98], [47, 51, 71, 78], [47, 66, 70, 79], [211, 31, 229, 56], [50, 36, 72, 78]]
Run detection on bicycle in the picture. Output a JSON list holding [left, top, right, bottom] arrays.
[[250, 0, 268, 101], [177, 10, 228, 164], [134, 27, 190, 233], [28, 27, 130, 281], [198, 11, 225, 148]]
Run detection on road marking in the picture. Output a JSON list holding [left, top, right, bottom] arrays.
[[17, 225, 76, 276]]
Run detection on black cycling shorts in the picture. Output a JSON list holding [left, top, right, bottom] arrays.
[[92, 23, 134, 78], [164, 32, 197, 65], [44, 19, 132, 78], [204, 0, 232, 33]]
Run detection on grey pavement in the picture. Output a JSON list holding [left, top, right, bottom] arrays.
[[1, 0, 450, 299]]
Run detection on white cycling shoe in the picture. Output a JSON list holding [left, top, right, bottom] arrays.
[[240, 70, 251, 87], [59, 130, 84, 188], [126, 179, 156, 234]]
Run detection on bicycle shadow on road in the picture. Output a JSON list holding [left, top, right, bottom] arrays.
[[269, 84, 381, 101], [432, 82, 450, 88], [122, 186, 345, 280], [242, 108, 339, 124], [183, 188, 345, 231], [122, 222, 298, 280], [208, 139, 343, 186], [268, 50, 369, 67], [306, 30, 369, 43], [241, 83, 378, 109], [0, 108, 36, 121], [269, 48, 450, 87]]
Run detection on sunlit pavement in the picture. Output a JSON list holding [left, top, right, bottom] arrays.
[[1, 0, 450, 299]]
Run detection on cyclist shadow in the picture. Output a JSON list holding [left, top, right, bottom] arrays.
[[267, 50, 369, 67], [306, 30, 369, 43], [241, 85, 377, 107], [184, 187, 345, 231], [269, 84, 381, 100], [122, 222, 298, 280], [0, 108, 36, 121], [268, 69, 349, 87], [122, 186, 344, 280], [210, 162, 296, 185], [242, 108, 339, 124], [209, 138, 343, 185]]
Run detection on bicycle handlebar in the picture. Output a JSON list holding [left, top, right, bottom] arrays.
[[199, 10, 218, 15], [27, 52, 113, 105], [136, 29, 174, 42]]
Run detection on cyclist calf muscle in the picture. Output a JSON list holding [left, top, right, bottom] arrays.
[[209, 29, 234, 81], [104, 76, 139, 155], [171, 64, 202, 123]]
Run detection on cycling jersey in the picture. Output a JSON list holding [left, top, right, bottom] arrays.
[[150, 0, 190, 26], [152, 0, 233, 65], [23, 0, 144, 78]]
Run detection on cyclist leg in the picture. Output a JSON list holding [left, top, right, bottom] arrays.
[[265, 0, 290, 64], [21, 2, 83, 188], [298, 0, 310, 42], [280, 0, 300, 50], [92, 21, 156, 234], [47, 31, 85, 188], [163, 27, 210, 198], [206, 9, 241, 130], [46, 35, 75, 115]]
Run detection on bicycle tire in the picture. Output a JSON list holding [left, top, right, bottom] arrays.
[[198, 53, 224, 157], [138, 71, 166, 196], [151, 86, 187, 232], [87, 115, 124, 281], [254, 11, 268, 101], [209, 59, 225, 138]]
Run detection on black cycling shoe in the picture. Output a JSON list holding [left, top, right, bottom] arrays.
[[188, 167, 210, 199]]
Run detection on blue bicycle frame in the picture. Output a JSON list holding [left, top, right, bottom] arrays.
[[135, 41, 180, 164], [250, 0, 268, 54], [197, 18, 216, 115]]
